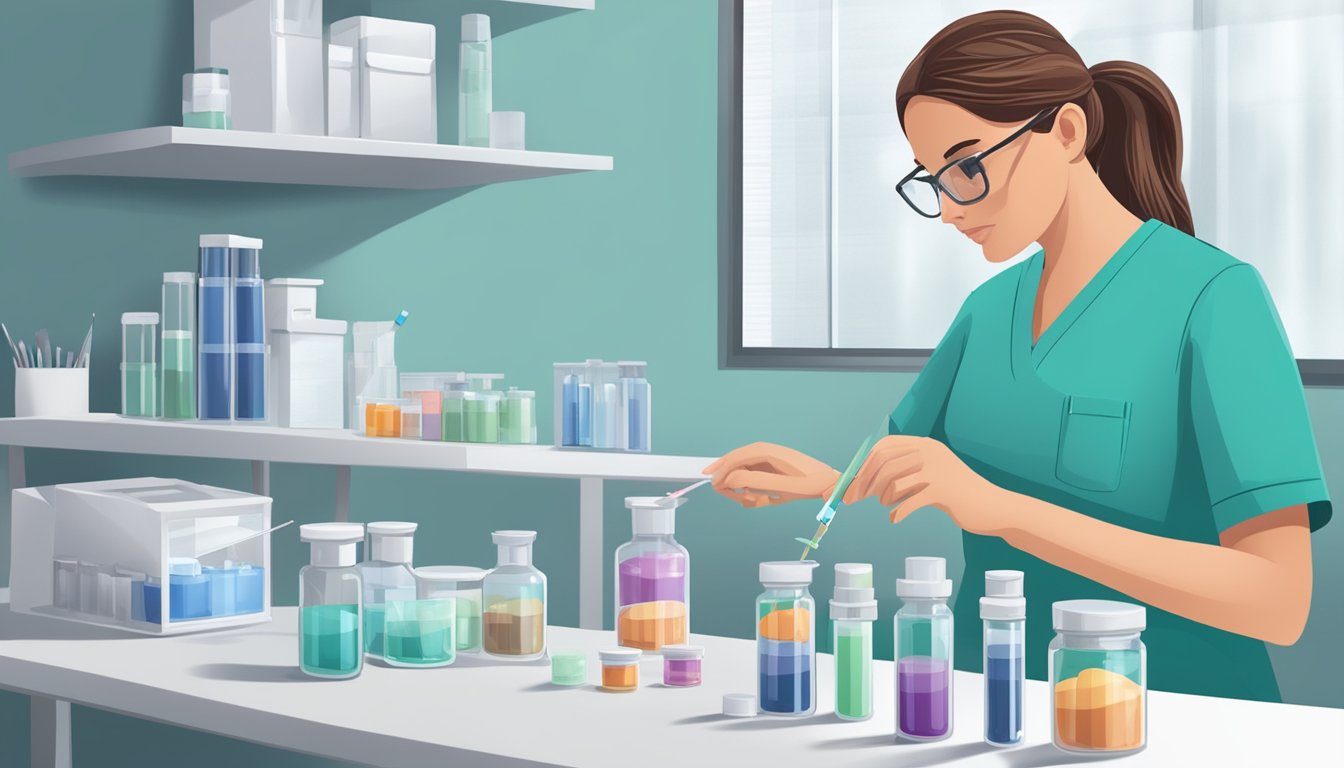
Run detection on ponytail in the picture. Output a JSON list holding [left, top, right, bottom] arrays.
[[1086, 61, 1194, 235]]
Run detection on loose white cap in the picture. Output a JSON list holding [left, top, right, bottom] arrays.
[[831, 563, 877, 621], [163, 272, 195, 284], [121, 312, 160, 325], [759, 560, 818, 587], [981, 570, 1025, 621], [462, 13, 490, 42], [415, 565, 486, 584], [723, 693, 756, 717], [661, 644, 704, 660], [896, 556, 952, 599], [367, 521, 416, 564], [598, 648, 642, 666], [301, 522, 365, 568], [626, 496, 681, 535], [1053, 600, 1146, 634]]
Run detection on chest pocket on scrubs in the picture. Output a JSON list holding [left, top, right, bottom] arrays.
[[1056, 395, 1131, 492]]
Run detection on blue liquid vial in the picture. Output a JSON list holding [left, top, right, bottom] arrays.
[[233, 244, 266, 420], [981, 570, 1025, 747], [756, 560, 818, 716], [561, 374, 578, 446], [197, 236, 235, 420]]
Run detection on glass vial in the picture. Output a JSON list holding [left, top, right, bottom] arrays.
[[756, 560, 818, 716], [357, 522, 418, 659], [198, 235, 235, 420], [831, 563, 877, 721], [982, 570, 1026, 747], [458, 14, 492, 147], [120, 313, 159, 417], [161, 272, 196, 419], [233, 243, 266, 420], [182, 67, 231, 129], [482, 530, 547, 660], [615, 496, 689, 652], [895, 556, 954, 741], [1050, 600, 1147, 755], [299, 523, 365, 679]]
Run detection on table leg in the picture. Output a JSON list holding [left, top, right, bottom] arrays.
[[8, 445, 25, 490], [579, 477, 604, 630], [334, 466, 351, 523], [30, 696, 71, 768], [251, 460, 270, 497]]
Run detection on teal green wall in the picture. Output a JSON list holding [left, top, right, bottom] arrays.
[[1, 1, 1340, 764]]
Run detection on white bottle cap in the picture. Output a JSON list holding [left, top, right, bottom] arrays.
[[830, 563, 877, 621], [301, 522, 365, 568], [980, 570, 1025, 621], [598, 648, 642, 666], [759, 560, 818, 587], [415, 565, 486, 585], [661, 644, 704, 661], [723, 693, 756, 717], [121, 312, 160, 325], [462, 13, 491, 42], [493, 530, 536, 566], [626, 496, 681, 535], [163, 272, 195, 284], [366, 521, 416, 564], [1053, 600, 1146, 634], [896, 556, 952, 599]]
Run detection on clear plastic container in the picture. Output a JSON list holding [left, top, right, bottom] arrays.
[[982, 570, 1026, 747], [458, 14, 492, 147], [121, 313, 159, 418], [402, 372, 465, 442], [359, 396, 419, 438], [482, 530, 546, 660], [662, 644, 703, 687], [182, 67, 231, 129], [384, 596, 455, 668], [615, 496, 689, 652], [357, 522, 417, 659], [197, 236, 234, 420], [831, 563, 877, 721], [415, 565, 486, 653], [1050, 600, 1146, 755], [896, 557, 954, 741], [232, 243, 266, 421], [756, 560, 818, 716], [465, 391, 501, 443], [551, 650, 587, 686], [500, 388, 538, 444], [599, 648, 641, 692], [299, 523, 364, 679], [161, 273, 196, 420], [442, 390, 468, 442]]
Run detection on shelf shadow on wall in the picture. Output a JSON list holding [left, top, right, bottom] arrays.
[[19, 176, 478, 275]]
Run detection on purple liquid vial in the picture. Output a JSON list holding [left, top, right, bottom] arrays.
[[898, 656, 951, 738]]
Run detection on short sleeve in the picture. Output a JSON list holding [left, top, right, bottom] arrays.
[[1186, 264, 1332, 533], [889, 300, 973, 439]]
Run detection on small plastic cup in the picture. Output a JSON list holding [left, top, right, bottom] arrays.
[[661, 644, 704, 687], [551, 651, 587, 686], [599, 648, 641, 692]]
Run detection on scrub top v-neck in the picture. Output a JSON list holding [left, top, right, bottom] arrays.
[[887, 218, 1332, 702]]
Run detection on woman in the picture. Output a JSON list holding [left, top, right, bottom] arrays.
[[706, 10, 1331, 702]]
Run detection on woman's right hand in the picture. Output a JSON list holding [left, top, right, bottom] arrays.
[[702, 443, 841, 508]]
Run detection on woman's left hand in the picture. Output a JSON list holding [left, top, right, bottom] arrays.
[[841, 435, 1009, 535]]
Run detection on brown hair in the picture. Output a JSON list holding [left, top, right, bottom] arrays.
[[895, 10, 1194, 235]]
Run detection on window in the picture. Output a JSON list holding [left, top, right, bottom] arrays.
[[719, 0, 1344, 383]]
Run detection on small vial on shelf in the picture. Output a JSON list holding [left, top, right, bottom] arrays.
[[599, 648, 641, 692]]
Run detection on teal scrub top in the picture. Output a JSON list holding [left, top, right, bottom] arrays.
[[888, 218, 1332, 702]]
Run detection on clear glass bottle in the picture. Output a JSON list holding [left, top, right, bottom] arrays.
[[357, 521, 418, 659], [120, 313, 160, 418], [232, 242, 266, 421], [982, 570, 1026, 747], [756, 560, 818, 716], [161, 273, 196, 420], [615, 496, 689, 652], [895, 557, 954, 741], [458, 14, 492, 147], [482, 530, 546, 660], [1050, 600, 1147, 755], [298, 523, 364, 679], [831, 563, 876, 721]]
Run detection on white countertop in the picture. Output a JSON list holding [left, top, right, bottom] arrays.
[[1, 597, 1339, 767]]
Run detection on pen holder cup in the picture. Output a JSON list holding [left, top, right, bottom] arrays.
[[14, 368, 90, 417]]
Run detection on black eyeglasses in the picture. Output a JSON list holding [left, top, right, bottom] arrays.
[[896, 106, 1060, 218]]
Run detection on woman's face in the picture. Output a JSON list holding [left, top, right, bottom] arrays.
[[903, 96, 1072, 263]]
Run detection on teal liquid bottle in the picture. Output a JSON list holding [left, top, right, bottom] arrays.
[[831, 563, 877, 721], [357, 522, 418, 658], [299, 523, 365, 679], [458, 14, 492, 146]]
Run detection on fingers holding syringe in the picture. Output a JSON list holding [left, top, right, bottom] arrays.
[[844, 446, 924, 505]]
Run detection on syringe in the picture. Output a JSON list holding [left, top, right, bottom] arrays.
[[796, 435, 877, 560]]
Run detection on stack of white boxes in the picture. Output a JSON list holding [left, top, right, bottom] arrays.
[[328, 16, 438, 143]]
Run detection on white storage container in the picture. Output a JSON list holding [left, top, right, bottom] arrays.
[[328, 16, 438, 143], [266, 278, 348, 429], [193, 0, 325, 135], [9, 478, 273, 635]]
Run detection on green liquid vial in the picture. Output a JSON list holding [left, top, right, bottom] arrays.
[[299, 523, 366, 680], [161, 274, 196, 419], [832, 564, 877, 721], [183, 111, 231, 129]]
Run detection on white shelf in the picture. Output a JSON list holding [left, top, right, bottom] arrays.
[[503, 0, 595, 8], [2, 598, 1339, 768], [7, 127, 614, 190], [0, 414, 708, 482]]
